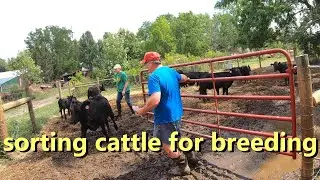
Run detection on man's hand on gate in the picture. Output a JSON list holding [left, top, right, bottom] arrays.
[[133, 106, 146, 117], [133, 106, 142, 116]]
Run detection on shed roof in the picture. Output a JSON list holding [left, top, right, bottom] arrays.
[[0, 70, 20, 85]]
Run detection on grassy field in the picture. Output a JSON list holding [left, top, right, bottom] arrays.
[[5, 102, 59, 139], [2, 85, 142, 140]]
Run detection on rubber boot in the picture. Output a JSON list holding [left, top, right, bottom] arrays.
[[168, 153, 191, 176]]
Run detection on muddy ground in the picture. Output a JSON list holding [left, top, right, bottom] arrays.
[[1, 65, 320, 180]]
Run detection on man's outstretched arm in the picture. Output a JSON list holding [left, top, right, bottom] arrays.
[[180, 74, 189, 83], [136, 92, 161, 115]]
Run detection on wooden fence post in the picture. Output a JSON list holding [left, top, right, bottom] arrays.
[[237, 59, 240, 67], [25, 81, 37, 133], [96, 77, 100, 87], [259, 56, 262, 68], [68, 81, 71, 96], [0, 96, 8, 142], [296, 54, 314, 180], [57, 81, 62, 99]]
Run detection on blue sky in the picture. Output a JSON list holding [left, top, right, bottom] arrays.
[[0, 0, 218, 60]]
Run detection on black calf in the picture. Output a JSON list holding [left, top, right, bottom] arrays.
[[271, 61, 297, 85], [58, 96, 73, 119], [198, 68, 242, 102], [76, 93, 118, 139]]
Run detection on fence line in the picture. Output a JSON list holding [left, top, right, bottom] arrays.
[[0, 80, 36, 142]]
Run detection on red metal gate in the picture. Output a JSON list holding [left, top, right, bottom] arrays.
[[139, 48, 297, 159]]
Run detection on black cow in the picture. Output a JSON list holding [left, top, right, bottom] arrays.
[[239, 65, 251, 76], [271, 61, 297, 85], [75, 87, 118, 139], [99, 84, 106, 92], [88, 85, 101, 99], [237, 65, 251, 82], [69, 96, 82, 124], [58, 96, 74, 119], [177, 70, 207, 87], [198, 68, 242, 102]]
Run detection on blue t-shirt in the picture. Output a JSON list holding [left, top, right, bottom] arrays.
[[148, 66, 183, 125]]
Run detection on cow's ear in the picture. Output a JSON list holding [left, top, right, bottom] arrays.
[[270, 63, 274, 66]]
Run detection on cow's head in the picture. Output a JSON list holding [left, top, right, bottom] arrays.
[[88, 86, 100, 99], [270, 61, 279, 72]]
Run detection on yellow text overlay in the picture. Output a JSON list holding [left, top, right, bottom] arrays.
[[1, 131, 318, 158]]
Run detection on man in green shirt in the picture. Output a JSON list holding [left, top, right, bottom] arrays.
[[114, 64, 135, 117]]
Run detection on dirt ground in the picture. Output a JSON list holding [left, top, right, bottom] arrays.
[[1, 65, 320, 180]]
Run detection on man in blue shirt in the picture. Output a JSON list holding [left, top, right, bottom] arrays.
[[134, 51, 198, 175]]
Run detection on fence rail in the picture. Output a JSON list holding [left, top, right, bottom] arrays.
[[0, 81, 36, 142], [2, 97, 31, 111]]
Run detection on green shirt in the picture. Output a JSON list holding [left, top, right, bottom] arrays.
[[114, 71, 130, 92]]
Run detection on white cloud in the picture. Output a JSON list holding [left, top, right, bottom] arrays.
[[0, 0, 217, 59]]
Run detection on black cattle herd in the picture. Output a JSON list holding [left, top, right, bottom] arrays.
[[58, 84, 118, 139], [57, 61, 296, 138]]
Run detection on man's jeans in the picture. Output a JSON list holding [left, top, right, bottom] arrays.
[[116, 90, 134, 115]]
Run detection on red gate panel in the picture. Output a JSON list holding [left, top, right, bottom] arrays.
[[139, 48, 297, 159]]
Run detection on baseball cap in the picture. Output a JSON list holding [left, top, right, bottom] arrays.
[[140, 51, 161, 65], [113, 64, 121, 69]]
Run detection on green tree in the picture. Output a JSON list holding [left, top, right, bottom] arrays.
[[8, 51, 42, 83], [92, 33, 127, 79], [145, 16, 176, 56], [25, 26, 79, 82], [0, 58, 7, 72], [212, 13, 239, 51], [215, 0, 320, 56], [117, 28, 143, 60], [79, 31, 98, 70], [172, 11, 212, 56]]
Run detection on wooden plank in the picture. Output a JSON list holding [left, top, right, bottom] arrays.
[[74, 83, 96, 88], [96, 77, 100, 86], [2, 97, 31, 111], [57, 81, 62, 99]]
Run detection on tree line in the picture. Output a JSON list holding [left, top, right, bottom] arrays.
[[0, 1, 319, 84]]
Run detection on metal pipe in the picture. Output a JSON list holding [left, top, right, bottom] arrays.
[[141, 48, 293, 72], [141, 73, 290, 84], [183, 108, 292, 122], [210, 62, 221, 135], [181, 94, 291, 101], [146, 114, 292, 138], [309, 65, 320, 69], [140, 71, 147, 104], [143, 93, 291, 101]]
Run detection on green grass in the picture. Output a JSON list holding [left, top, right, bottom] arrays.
[[33, 88, 58, 100], [6, 102, 59, 140], [34, 87, 70, 100]]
